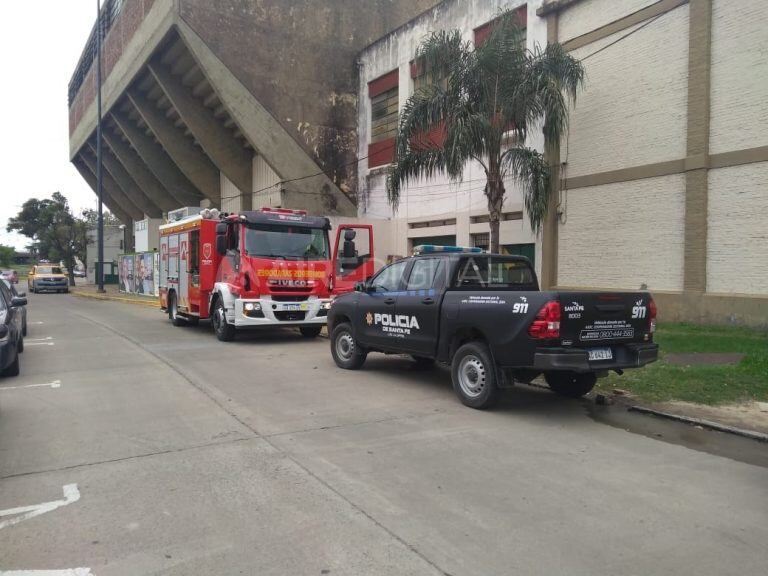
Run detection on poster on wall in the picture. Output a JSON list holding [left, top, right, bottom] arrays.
[[119, 255, 134, 293], [153, 253, 160, 297], [134, 252, 155, 295]]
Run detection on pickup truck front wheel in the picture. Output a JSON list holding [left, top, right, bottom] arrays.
[[545, 372, 596, 398], [451, 342, 501, 409], [331, 322, 366, 370]]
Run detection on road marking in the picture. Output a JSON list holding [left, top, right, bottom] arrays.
[[25, 337, 53, 342], [0, 569, 93, 575], [0, 484, 80, 530], [0, 380, 61, 391], [26, 342, 54, 347], [30, 322, 44, 325]]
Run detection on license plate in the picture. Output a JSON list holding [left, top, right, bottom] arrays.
[[588, 347, 613, 361], [282, 303, 301, 311]]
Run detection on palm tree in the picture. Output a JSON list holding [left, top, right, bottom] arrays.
[[387, 10, 584, 253]]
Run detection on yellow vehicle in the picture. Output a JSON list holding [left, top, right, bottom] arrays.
[[28, 264, 69, 294]]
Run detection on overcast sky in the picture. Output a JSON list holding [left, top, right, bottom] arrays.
[[0, 1, 97, 251]]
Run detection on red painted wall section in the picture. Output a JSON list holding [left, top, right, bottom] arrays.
[[368, 69, 399, 98], [368, 138, 396, 168], [69, 0, 157, 136]]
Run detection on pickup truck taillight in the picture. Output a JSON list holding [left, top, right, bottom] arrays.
[[528, 300, 561, 339], [649, 297, 657, 333]]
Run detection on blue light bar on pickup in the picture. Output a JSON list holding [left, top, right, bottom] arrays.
[[413, 245, 484, 255]]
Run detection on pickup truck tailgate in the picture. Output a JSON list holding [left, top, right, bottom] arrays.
[[558, 291, 654, 347]]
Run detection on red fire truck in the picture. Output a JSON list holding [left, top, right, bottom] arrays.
[[159, 208, 374, 341]]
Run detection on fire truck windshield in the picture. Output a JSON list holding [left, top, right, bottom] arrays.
[[244, 224, 330, 260]]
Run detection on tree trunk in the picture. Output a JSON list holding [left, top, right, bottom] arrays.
[[486, 173, 505, 254]]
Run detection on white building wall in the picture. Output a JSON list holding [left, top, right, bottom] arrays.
[[220, 172, 242, 213], [252, 154, 281, 208], [562, 5, 689, 177], [558, 174, 685, 291], [709, 0, 768, 155], [557, 0, 658, 43], [357, 0, 544, 269], [707, 162, 768, 296]]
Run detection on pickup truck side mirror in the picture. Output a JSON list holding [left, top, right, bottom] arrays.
[[11, 296, 27, 307], [354, 281, 367, 292]]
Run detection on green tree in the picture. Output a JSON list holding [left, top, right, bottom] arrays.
[[80, 208, 121, 227], [387, 10, 585, 252], [0, 245, 15, 268], [7, 192, 88, 286]]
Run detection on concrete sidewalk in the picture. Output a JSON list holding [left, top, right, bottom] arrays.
[[70, 283, 160, 307]]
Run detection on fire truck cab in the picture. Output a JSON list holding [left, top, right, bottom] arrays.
[[159, 208, 373, 341]]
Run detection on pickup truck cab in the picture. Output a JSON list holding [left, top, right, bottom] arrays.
[[328, 246, 658, 409]]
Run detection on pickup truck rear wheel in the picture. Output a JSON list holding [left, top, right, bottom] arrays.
[[330, 322, 366, 369], [451, 342, 501, 409], [545, 372, 597, 398]]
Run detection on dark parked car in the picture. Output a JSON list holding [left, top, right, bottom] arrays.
[[2, 278, 27, 337], [0, 278, 26, 377]]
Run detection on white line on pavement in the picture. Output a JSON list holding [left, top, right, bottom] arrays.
[[25, 342, 54, 347], [0, 380, 61, 391], [25, 337, 53, 342], [0, 569, 93, 575], [0, 484, 80, 530]]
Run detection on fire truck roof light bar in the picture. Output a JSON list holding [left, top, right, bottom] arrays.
[[260, 207, 308, 216], [413, 245, 484, 255]]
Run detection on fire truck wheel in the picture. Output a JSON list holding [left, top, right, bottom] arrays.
[[212, 297, 236, 342], [168, 293, 186, 327], [330, 322, 366, 369], [299, 326, 323, 338]]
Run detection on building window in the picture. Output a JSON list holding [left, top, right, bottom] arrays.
[[474, 5, 527, 46], [472, 233, 490, 251], [368, 69, 399, 168]]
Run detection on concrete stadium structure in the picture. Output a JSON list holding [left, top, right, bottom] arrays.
[[68, 0, 441, 247]]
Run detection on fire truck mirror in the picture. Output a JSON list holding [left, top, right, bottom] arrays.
[[215, 222, 228, 235], [343, 228, 357, 242], [216, 234, 227, 256]]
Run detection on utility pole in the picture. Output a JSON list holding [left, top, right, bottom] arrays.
[[95, 0, 105, 292]]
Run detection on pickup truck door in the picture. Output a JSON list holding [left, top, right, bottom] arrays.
[[394, 257, 444, 356], [355, 259, 408, 350]]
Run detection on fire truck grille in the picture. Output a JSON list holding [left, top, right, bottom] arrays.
[[274, 311, 307, 322], [271, 295, 310, 302]]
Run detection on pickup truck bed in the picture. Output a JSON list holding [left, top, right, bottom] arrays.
[[328, 249, 659, 409]]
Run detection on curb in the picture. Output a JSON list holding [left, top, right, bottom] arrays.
[[70, 290, 161, 308], [627, 405, 768, 443]]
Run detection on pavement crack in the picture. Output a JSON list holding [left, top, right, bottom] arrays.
[[0, 436, 257, 481]]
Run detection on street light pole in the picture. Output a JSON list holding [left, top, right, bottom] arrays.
[[95, 0, 105, 292]]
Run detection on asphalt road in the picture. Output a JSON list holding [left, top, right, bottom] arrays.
[[1, 293, 766, 575]]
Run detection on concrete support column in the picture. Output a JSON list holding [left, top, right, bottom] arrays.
[[102, 130, 180, 212], [110, 110, 204, 208], [87, 143, 163, 218], [147, 59, 251, 209], [126, 88, 221, 206], [683, 0, 712, 292], [72, 158, 131, 225], [540, 13, 560, 290], [80, 151, 144, 221]]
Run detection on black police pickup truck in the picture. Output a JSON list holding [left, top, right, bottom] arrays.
[[328, 246, 658, 409]]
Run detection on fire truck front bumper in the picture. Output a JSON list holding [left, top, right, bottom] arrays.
[[233, 297, 332, 327]]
